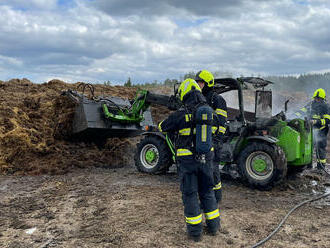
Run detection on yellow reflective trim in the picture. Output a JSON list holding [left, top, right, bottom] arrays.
[[321, 119, 326, 126], [218, 126, 226, 134], [205, 209, 220, 220], [202, 125, 207, 142], [320, 126, 326, 130], [213, 182, 222, 190], [179, 128, 191, 136], [216, 108, 227, 118], [295, 112, 302, 117], [301, 107, 307, 112], [185, 214, 202, 224], [202, 114, 208, 120], [212, 126, 217, 134], [211, 147, 214, 151], [177, 149, 193, 156], [318, 159, 327, 163], [324, 114, 330, 120], [313, 115, 321, 119], [185, 114, 192, 122]]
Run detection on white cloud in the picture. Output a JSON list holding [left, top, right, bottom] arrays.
[[0, 0, 329, 83]]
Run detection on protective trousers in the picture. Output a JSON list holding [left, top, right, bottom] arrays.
[[178, 156, 220, 237], [314, 128, 328, 165], [213, 140, 222, 204]]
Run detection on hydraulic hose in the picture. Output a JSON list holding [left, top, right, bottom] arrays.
[[251, 129, 330, 248], [251, 191, 330, 248], [319, 163, 330, 177]]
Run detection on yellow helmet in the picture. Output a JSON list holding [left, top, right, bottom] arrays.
[[313, 88, 326, 99], [195, 70, 214, 87], [178, 78, 201, 101]]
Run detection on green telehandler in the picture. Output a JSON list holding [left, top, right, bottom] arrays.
[[64, 78, 313, 189]]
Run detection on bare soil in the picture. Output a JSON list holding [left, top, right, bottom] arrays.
[[0, 79, 330, 247], [0, 165, 330, 248]]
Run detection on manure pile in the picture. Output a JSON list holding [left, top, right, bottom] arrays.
[[0, 78, 156, 175]]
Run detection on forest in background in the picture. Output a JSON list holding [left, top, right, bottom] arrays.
[[117, 72, 330, 96]]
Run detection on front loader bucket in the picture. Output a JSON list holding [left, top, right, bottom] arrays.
[[65, 90, 153, 140]]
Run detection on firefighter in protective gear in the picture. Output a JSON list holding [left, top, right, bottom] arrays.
[[195, 70, 227, 204], [158, 78, 220, 241], [294, 88, 330, 169]]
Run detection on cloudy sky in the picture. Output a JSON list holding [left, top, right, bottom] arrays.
[[0, 0, 330, 84]]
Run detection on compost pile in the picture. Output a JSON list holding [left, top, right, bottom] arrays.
[[0, 78, 149, 175]]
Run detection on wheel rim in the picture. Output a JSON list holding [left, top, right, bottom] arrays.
[[140, 144, 159, 169], [245, 151, 274, 180]]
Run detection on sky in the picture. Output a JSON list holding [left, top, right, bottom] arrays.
[[0, 0, 330, 84]]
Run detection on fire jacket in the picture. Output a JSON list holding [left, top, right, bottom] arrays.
[[295, 100, 330, 130], [204, 90, 227, 138], [158, 91, 217, 159]]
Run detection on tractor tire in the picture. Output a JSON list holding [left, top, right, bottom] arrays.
[[134, 135, 173, 174], [237, 142, 287, 190]]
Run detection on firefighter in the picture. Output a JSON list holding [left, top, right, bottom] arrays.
[[158, 78, 220, 241], [195, 70, 227, 204], [295, 88, 330, 170]]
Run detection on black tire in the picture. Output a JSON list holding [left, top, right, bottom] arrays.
[[237, 142, 287, 190], [134, 135, 173, 174]]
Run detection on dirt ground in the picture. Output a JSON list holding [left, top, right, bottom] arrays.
[[0, 163, 330, 248], [1, 79, 330, 247]]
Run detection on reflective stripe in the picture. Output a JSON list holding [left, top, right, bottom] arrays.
[[321, 119, 326, 126], [179, 128, 191, 136], [205, 209, 220, 220], [295, 112, 302, 117], [313, 115, 321, 119], [185, 214, 202, 225], [216, 108, 227, 118], [185, 114, 192, 122], [211, 147, 214, 151], [202, 114, 208, 120], [177, 149, 193, 156], [324, 114, 330, 120], [213, 182, 222, 190], [212, 126, 226, 134], [202, 125, 206, 142], [218, 126, 226, 134], [318, 159, 327, 163], [301, 107, 307, 113], [320, 126, 326, 130]]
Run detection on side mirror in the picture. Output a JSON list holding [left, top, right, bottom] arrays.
[[173, 83, 180, 98], [285, 99, 290, 113]]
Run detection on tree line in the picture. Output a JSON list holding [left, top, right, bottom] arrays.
[[105, 72, 330, 94]]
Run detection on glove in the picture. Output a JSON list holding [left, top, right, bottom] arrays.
[[311, 119, 318, 125]]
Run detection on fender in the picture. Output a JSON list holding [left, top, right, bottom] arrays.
[[141, 131, 166, 140], [247, 135, 278, 144]]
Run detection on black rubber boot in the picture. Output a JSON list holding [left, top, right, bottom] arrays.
[[317, 162, 325, 170], [188, 234, 202, 242], [208, 229, 218, 236]]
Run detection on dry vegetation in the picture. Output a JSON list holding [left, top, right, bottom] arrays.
[[0, 79, 142, 175]]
